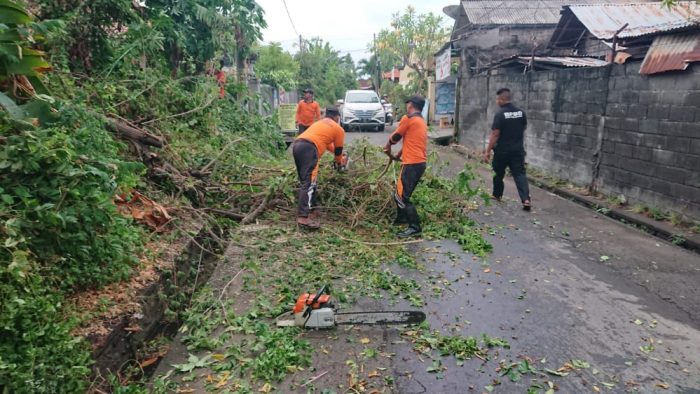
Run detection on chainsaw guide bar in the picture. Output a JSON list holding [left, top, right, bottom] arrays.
[[275, 286, 426, 329], [334, 310, 426, 325]]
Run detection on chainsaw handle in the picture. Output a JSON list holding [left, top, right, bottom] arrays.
[[303, 285, 327, 318]]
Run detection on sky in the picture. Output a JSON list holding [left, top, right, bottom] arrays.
[[255, 0, 453, 63]]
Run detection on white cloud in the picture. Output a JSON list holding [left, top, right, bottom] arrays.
[[256, 0, 451, 62]]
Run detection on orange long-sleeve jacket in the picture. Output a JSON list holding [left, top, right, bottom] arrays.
[[297, 118, 345, 164], [389, 113, 427, 164], [296, 100, 321, 127]]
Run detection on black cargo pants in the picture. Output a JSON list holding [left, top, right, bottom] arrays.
[[292, 139, 319, 217], [492, 149, 530, 203], [394, 163, 426, 230]]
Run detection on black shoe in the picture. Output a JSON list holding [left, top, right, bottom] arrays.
[[522, 200, 532, 211], [397, 226, 422, 238]]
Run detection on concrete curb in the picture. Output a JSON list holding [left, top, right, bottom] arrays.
[[527, 176, 700, 255]]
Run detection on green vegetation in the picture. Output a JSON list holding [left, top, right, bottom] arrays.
[[297, 38, 358, 105], [1, 1, 495, 392], [375, 6, 450, 94], [255, 42, 299, 90]]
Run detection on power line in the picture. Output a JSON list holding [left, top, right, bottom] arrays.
[[281, 0, 299, 36]]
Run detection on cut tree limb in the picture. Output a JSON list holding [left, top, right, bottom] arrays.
[[105, 117, 165, 148], [205, 208, 245, 221], [241, 187, 276, 225]]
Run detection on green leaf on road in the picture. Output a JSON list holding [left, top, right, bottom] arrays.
[[545, 368, 569, 377], [640, 344, 655, 353], [426, 360, 441, 373], [571, 359, 590, 369], [600, 255, 610, 262]]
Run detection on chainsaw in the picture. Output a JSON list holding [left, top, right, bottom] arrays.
[[275, 285, 426, 329]]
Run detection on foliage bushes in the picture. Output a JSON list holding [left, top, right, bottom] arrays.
[[1, 106, 145, 290], [0, 1, 282, 390], [0, 99, 146, 391]]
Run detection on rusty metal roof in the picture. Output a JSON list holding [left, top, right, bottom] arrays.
[[566, 2, 700, 39], [639, 31, 700, 74]]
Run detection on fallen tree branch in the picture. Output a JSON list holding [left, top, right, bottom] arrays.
[[241, 187, 276, 225], [242, 164, 285, 173], [376, 156, 395, 180], [105, 117, 165, 148], [322, 228, 423, 246], [302, 371, 328, 387], [142, 95, 216, 125], [205, 208, 245, 221], [199, 137, 245, 174]]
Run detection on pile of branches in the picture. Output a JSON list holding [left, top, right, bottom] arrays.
[[205, 140, 401, 228], [109, 121, 468, 232]]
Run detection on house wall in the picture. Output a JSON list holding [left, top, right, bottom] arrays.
[[458, 61, 700, 218], [460, 25, 557, 70]]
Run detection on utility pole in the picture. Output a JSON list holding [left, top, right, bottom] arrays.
[[373, 33, 379, 91]]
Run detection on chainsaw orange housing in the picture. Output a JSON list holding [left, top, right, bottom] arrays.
[[293, 293, 331, 313]]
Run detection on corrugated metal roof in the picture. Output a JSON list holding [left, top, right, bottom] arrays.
[[521, 56, 609, 67], [566, 2, 700, 39], [459, 0, 651, 25], [461, 0, 583, 25], [639, 31, 700, 74], [488, 55, 608, 70]]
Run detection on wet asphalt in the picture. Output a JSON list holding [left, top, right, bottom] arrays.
[[154, 129, 700, 393]]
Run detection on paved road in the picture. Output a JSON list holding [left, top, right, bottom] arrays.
[[313, 136, 700, 392], [156, 134, 700, 393], [344, 126, 397, 147], [384, 147, 700, 393]]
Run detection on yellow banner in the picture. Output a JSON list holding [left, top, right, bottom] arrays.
[[278, 104, 296, 131]]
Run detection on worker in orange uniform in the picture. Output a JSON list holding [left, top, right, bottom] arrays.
[[296, 88, 321, 134], [293, 107, 346, 229], [214, 60, 226, 99], [383, 95, 427, 238]]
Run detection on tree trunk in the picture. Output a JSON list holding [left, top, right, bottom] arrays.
[[104, 117, 165, 148]]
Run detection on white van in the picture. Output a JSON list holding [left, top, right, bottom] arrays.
[[337, 90, 386, 132]]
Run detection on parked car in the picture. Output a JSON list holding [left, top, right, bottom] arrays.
[[337, 90, 386, 132]]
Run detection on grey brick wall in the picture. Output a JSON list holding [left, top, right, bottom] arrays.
[[458, 61, 700, 218]]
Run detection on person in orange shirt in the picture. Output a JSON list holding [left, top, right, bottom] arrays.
[[214, 61, 226, 99], [383, 95, 428, 238], [296, 88, 321, 134], [293, 107, 345, 228]]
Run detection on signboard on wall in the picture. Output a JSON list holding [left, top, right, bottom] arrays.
[[278, 104, 296, 131], [435, 48, 451, 82]]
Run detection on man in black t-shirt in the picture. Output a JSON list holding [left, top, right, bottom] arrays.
[[483, 88, 532, 211]]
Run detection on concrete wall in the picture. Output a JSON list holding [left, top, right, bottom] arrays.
[[458, 61, 700, 218], [460, 25, 556, 70]]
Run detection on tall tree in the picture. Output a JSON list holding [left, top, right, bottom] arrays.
[[34, 0, 137, 71], [255, 42, 299, 89], [375, 6, 449, 94], [146, 0, 266, 76], [34, 0, 266, 75], [296, 38, 358, 106]]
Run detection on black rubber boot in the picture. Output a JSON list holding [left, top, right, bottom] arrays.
[[397, 225, 422, 238], [393, 207, 408, 225]]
